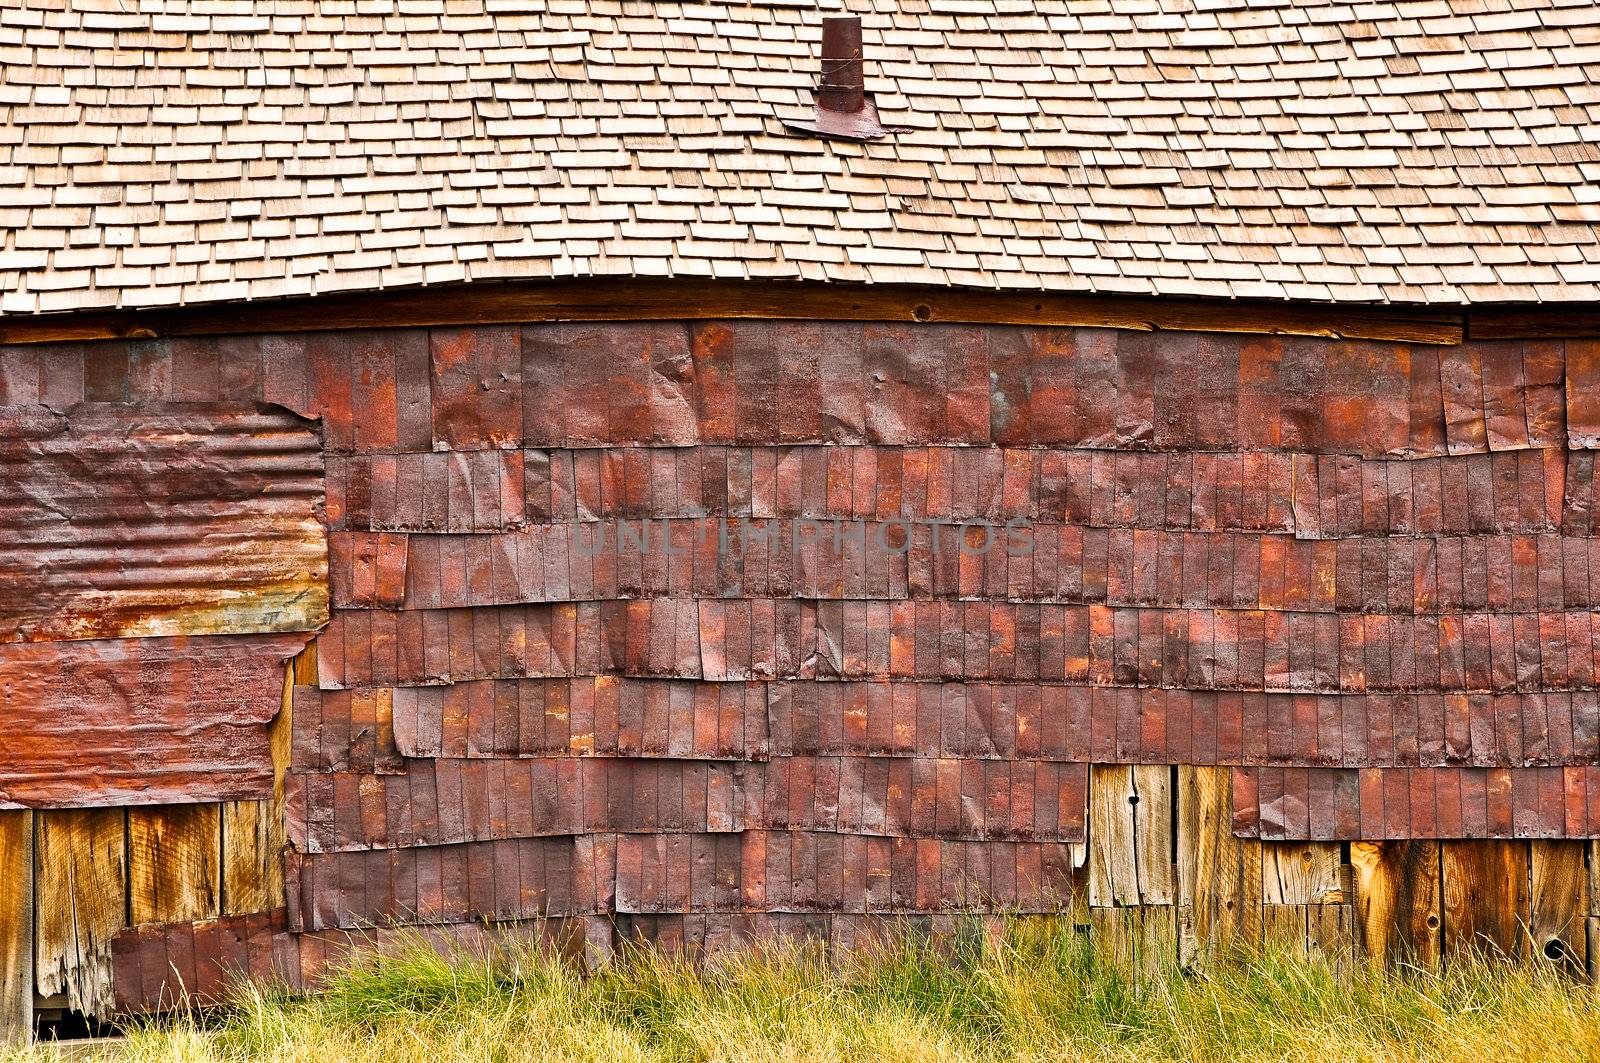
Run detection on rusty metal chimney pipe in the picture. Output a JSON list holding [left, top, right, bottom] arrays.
[[818, 16, 865, 113]]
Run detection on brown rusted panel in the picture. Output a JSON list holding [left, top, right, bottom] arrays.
[[285, 755, 1082, 854], [340, 524, 1600, 612], [326, 451, 524, 533], [286, 836, 604, 932], [113, 910, 613, 1014], [429, 326, 522, 451], [0, 633, 307, 807], [290, 686, 404, 775], [111, 908, 298, 1014], [0, 403, 327, 643], [391, 677, 770, 761], [1565, 339, 1600, 448]]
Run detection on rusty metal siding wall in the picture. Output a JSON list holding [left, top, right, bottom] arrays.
[[6, 323, 1600, 1010]]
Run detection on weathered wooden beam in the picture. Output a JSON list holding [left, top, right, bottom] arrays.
[[1262, 843, 1342, 906], [1529, 841, 1587, 972], [0, 279, 1467, 346], [219, 654, 301, 915], [1176, 766, 1261, 964], [1469, 304, 1600, 340], [1089, 766, 1174, 908], [34, 809, 126, 1021], [1351, 842, 1442, 967], [128, 806, 221, 926], [0, 811, 33, 1045], [1440, 841, 1528, 960], [1087, 905, 1176, 977]]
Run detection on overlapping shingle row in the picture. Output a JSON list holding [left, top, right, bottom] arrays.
[[5, 0, 1600, 314]]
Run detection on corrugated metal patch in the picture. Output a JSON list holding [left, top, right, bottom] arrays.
[[0, 402, 327, 643], [0, 632, 308, 807]]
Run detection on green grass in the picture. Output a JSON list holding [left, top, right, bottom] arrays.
[[11, 917, 1600, 1063]]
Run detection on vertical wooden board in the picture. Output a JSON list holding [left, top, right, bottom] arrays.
[[34, 809, 126, 1020], [1089, 765, 1173, 906], [1529, 840, 1587, 971], [128, 805, 221, 925], [1260, 903, 1309, 954], [221, 801, 281, 914], [1351, 841, 1441, 967], [221, 656, 298, 914], [293, 642, 320, 687], [1176, 766, 1261, 964], [1307, 902, 1356, 967], [1591, 841, 1600, 918], [1441, 841, 1528, 960], [1261, 842, 1342, 905], [1590, 917, 1600, 985], [1087, 904, 1175, 979], [0, 811, 32, 1045]]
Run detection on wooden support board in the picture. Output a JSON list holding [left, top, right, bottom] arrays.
[[1262, 843, 1343, 906], [1441, 841, 1528, 960], [1089, 766, 1174, 907], [0, 278, 1468, 347], [1530, 841, 1587, 972], [219, 655, 303, 914], [1176, 766, 1261, 964], [1352, 842, 1442, 966], [1088, 905, 1177, 977], [127, 806, 221, 926], [0, 811, 33, 1045], [33, 809, 126, 1020]]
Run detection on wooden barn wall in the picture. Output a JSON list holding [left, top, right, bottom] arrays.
[[5, 321, 1600, 1036]]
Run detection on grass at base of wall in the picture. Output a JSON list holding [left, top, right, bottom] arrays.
[[10, 917, 1600, 1063]]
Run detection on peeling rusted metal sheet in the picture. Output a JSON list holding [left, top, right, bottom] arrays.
[[0, 632, 307, 807], [0, 402, 326, 644]]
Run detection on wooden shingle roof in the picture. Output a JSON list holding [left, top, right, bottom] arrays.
[[4, 0, 1600, 314]]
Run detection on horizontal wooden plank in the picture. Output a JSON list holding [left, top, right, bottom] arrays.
[[0, 279, 1467, 347], [1469, 306, 1600, 340]]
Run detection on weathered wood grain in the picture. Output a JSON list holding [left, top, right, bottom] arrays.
[[220, 659, 299, 914], [1262, 843, 1342, 906], [221, 802, 280, 915], [1308, 902, 1357, 965], [1090, 766, 1174, 907], [0, 811, 33, 1045], [1176, 766, 1262, 964], [1441, 841, 1528, 959], [1529, 840, 1586, 971], [0, 279, 1468, 347], [1352, 842, 1442, 966], [1088, 905, 1177, 978], [128, 806, 220, 926], [34, 809, 126, 1020]]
